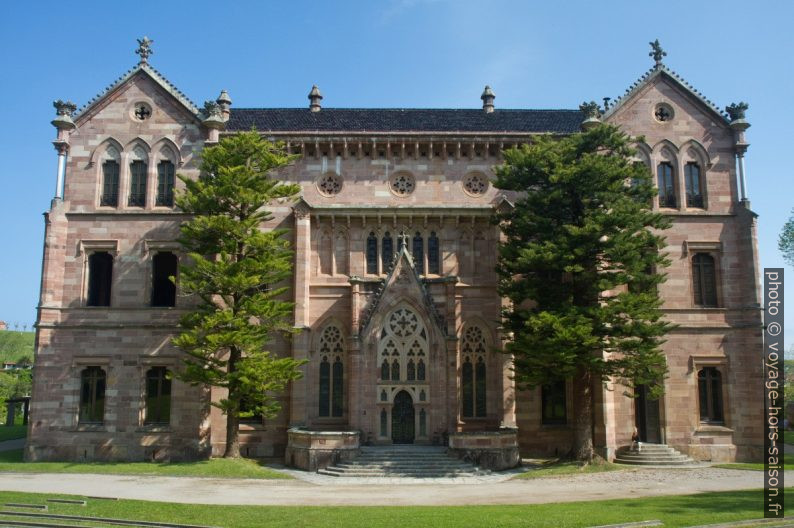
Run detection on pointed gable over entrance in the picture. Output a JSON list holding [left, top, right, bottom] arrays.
[[358, 242, 446, 339]]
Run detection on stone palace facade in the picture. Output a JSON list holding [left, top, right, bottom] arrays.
[[28, 39, 763, 464]]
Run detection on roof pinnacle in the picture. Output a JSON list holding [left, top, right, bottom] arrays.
[[136, 37, 154, 64], [308, 85, 323, 112], [649, 39, 666, 67], [481, 85, 495, 113]]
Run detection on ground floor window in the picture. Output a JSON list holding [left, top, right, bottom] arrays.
[[541, 380, 567, 425], [698, 367, 724, 423], [79, 366, 106, 424], [144, 367, 171, 425]]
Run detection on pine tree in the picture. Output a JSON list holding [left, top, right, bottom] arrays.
[[494, 123, 673, 461], [173, 131, 305, 458], [779, 208, 794, 267]]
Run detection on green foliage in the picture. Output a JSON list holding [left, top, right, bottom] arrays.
[[0, 331, 34, 365], [172, 131, 305, 450], [779, 208, 794, 267], [494, 124, 672, 391], [0, 370, 31, 423]]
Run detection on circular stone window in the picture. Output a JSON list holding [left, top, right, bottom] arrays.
[[317, 172, 343, 196], [132, 102, 153, 121], [389, 172, 416, 197], [653, 102, 674, 123], [463, 172, 489, 196]]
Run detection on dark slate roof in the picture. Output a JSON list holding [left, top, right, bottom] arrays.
[[227, 108, 583, 134]]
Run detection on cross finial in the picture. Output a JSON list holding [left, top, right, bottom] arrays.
[[649, 39, 666, 66], [136, 37, 154, 64]]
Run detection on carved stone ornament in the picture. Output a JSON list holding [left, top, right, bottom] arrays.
[[725, 102, 749, 121], [579, 101, 601, 119], [649, 39, 666, 66], [136, 37, 154, 64], [53, 100, 77, 116], [293, 202, 311, 219], [203, 101, 223, 119]]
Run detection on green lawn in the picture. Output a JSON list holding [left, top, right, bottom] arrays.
[[0, 424, 26, 442], [513, 458, 628, 479], [784, 430, 794, 446], [713, 451, 794, 471], [0, 449, 290, 479], [0, 489, 788, 528]]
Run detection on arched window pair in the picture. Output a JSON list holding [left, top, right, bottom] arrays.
[[366, 231, 440, 275], [99, 143, 176, 208], [657, 161, 704, 209], [461, 326, 487, 418], [318, 325, 344, 418]]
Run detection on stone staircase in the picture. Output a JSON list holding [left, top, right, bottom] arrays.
[[614, 443, 698, 466], [317, 445, 490, 478]]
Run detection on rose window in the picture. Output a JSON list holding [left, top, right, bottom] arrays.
[[318, 173, 343, 196], [463, 172, 488, 196], [388, 308, 419, 338], [390, 172, 416, 196]]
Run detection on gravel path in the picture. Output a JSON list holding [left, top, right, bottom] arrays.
[[0, 466, 767, 506]]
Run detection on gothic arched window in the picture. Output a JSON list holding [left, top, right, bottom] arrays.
[[382, 232, 393, 271], [318, 325, 344, 417], [156, 160, 175, 207], [407, 359, 416, 381], [413, 232, 424, 274], [657, 162, 676, 208], [101, 159, 120, 207], [366, 232, 378, 274], [684, 163, 703, 208], [129, 146, 148, 207], [428, 232, 440, 274], [461, 325, 487, 418]]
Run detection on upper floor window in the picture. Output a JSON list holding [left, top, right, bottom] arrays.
[[79, 366, 106, 424], [87, 252, 113, 307], [684, 163, 704, 208], [144, 367, 171, 425], [428, 232, 440, 274], [698, 367, 724, 423], [412, 232, 424, 274], [541, 380, 567, 425], [156, 160, 175, 207], [382, 232, 394, 271], [100, 160, 120, 207], [151, 252, 177, 307], [657, 162, 676, 208], [692, 253, 718, 307], [129, 160, 147, 207], [366, 232, 378, 275]]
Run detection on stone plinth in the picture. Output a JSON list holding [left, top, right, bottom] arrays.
[[448, 428, 520, 470], [285, 428, 360, 471]]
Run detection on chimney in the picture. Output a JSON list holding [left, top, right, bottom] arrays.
[[481, 85, 495, 113], [308, 85, 323, 112], [216, 90, 232, 121]]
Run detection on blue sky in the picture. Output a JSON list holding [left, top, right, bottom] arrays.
[[0, 0, 791, 348]]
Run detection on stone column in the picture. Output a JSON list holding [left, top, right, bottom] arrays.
[[50, 100, 77, 200], [290, 204, 312, 426]]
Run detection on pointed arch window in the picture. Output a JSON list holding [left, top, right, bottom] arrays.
[[413, 232, 424, 274], [428, 232, 440, 274], [692, 253, 718, 307], [101, 160, 120, 207], [461, 325, 487, 418], [391, 359, 400, 381], [657, 162, 676, 208], [366, 232, 378, 274], [318, 325, 344, 418], [685, 163, 704, 208], [156, 160, 175, 206], [129, 153, 148, 207], [417, 359, 426, 381], [407, 359, 416, 381], [382, 232, 393, 271]]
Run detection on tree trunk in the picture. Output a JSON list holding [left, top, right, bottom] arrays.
[[223, 345, 241, 458], [571, 367, 594, 461]]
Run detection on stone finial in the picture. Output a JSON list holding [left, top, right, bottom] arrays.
[[136, 36, 154, 64], [308, 85, 323, 112], [579, 101, 602, 130], [51, 100, 77, 131], [725, 102, 749, 122], [649, 39, 666, 67], [216, 90, 232, 120], [481, 85, 495, 113]]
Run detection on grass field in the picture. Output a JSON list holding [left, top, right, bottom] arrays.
[[513, 458, 627, 479], [0, 449, 290, 479], [0, 489, 787, 528], [0, 330, 34, 364], [712, 451, 793, 471]]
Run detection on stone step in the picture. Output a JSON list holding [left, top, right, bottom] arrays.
[[614, 444, 697, 467], [321, 445, 486, 478], [318, 468, 490, 477]]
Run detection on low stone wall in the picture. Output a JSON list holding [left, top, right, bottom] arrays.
[[284, 428, 360, 471], [448, 428, 520, 471]]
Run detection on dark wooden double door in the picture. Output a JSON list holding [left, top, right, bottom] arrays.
[[635, 384, 661, 444], [391, 391, 415, 444]]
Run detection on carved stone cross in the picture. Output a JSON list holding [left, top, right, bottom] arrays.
[[136, 37, 154, 64], [649, 39, 666, 66]]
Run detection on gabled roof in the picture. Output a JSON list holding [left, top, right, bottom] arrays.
[[602, 63, 730, 124], [357, 245, 447, 337], [227, 108, 583, 134], [73, 63, 201, 124]]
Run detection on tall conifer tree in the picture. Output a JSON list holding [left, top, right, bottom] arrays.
[[494, 123, 672, 460], [173, 131, 304, 458]]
